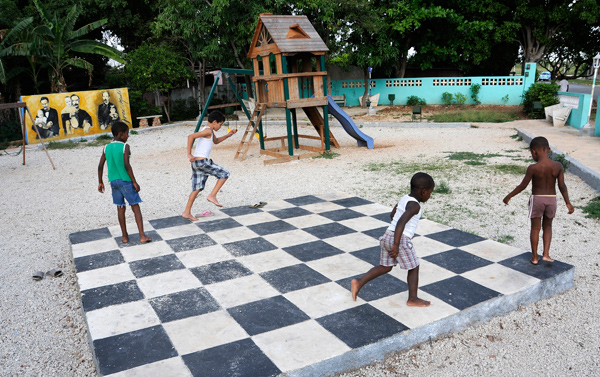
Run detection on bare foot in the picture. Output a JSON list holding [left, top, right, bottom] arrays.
[[542, 256, 554, 263], [207, 196, 223, 207], [407, 297, 431, 307], [121, 234, 129, 243], [351, 279, 361, 301], [182, 213, 199, 221], [140, 236, 152, 244], [530, 258, 539, 265]]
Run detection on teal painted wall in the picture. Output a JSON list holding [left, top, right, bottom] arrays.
[[330, 63, 538, 107]]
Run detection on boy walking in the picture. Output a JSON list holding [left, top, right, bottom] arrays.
[[352, 172, 435, 307], [182, 110, 237, 221], [98, 121, 151, 244], [503, 136, 574, 264]]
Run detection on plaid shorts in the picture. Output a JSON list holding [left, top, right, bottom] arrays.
[[191, 158, 230, 191], [379, 230, 419, 270]]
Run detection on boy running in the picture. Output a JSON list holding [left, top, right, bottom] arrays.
[[182, 110, 237, 220]]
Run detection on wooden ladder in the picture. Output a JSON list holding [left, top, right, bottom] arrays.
[[235, 104, 266, 161]]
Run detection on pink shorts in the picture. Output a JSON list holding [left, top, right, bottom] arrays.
[[379, 230, 419, 270], [528, 195, 557, 219]]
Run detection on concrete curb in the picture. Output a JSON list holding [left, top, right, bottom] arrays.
[[517, 128, 600, 192]]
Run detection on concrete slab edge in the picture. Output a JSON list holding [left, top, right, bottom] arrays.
[[69, 244, 102, 376], [517, 129, 600, 192], [285, 267, 574, 377]]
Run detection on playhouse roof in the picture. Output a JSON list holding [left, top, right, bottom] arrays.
[[247, 14, 329, 58]]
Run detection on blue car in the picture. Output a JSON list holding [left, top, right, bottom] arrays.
[[538, 72, 551, 81]]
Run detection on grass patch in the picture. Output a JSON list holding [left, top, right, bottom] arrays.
[[365, 160, 451, 174], [434, 181, 452, 194], [313, 151, 340, 159], [582, 197, 600, 219], [432, 110, 520, 123], [465, 160, 487, 166], [446, 151, 502, 160], [510, 133, 523, 141], [96, 134, 113, 140], [46, 137, 111, 150], [497, 235, 515, 244], [493, 164, 527, 175]]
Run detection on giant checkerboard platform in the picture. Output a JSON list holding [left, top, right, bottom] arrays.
[[70, 193, 574, 377]]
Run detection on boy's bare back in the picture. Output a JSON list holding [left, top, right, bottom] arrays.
[[529, 158, 563, 195]]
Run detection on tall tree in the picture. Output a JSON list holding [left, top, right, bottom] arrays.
[[510, 0, 599, 70], [125, 42, 194, 122]]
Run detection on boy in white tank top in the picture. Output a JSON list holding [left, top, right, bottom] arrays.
[[182, 111, 237, 221], [352, 172, 435, 307]]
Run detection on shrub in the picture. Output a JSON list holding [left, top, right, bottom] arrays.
[[441, 92, 454, 105], [551, 153, 570, 172], [406, 95, 426, 106], [170, 97, 199, 122], [501, 94, 509, 104], [582, 197, 600, 219], [128, 90, 162, 126], [470, 83, 482, 105], [522, 82, 559, 118], [454, 92, 467, 105]]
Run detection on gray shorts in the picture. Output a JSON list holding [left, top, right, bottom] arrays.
[[191, 158, 230, 191]]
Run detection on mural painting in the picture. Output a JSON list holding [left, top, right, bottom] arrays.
[[21, 88, 131, 144]]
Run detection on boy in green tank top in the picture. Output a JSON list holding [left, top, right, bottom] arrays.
[[98, 122, 151, 244]]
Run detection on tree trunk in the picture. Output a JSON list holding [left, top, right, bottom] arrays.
[[362, 68, 369, 108]]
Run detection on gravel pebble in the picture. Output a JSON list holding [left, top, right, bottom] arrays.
[[1, 122, 598, 376]]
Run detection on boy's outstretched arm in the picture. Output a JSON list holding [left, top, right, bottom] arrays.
[[389, 202, 420, 259], [213, 129, 237, 144], [557, 167, 575, 214], [503, 165, 534, 204], [98, 151, 106, 193], [123, 144, 140, 192]]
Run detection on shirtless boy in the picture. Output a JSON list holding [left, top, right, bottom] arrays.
[[503, 137, 574, 264]]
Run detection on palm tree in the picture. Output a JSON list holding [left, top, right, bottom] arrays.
[[0, 17, 33, 85], [10, 0, 125, 92]]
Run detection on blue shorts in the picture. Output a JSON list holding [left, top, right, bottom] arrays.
[[110, 179, 142, 207], [191, 158, 230, 191]]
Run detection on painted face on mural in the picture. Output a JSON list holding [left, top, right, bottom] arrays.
[[64, 96, 72, 107], [71, 95, 80, 110], [102, 91, 110, 104], [40, 98, 50, 111]]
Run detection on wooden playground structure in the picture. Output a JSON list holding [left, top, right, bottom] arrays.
[[195, 14, 338, 165]]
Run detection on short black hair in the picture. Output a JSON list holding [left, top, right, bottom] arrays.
[[530, 136, 549, 151], [40, 96, 49, 103], [207, 110, 225, 124], [410, 172, 435, 190], [111, 121, 129, 137]]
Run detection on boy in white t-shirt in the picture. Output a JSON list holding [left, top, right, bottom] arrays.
[[352, 172, 435, 307], [182, 111, 237, 221]]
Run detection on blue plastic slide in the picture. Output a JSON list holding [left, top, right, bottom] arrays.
[[327, 95, 374, 149]]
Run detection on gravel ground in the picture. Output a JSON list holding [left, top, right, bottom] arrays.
[[1, 121, 599, 376]]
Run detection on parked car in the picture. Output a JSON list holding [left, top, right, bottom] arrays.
[[538, 72, 551, 81]]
